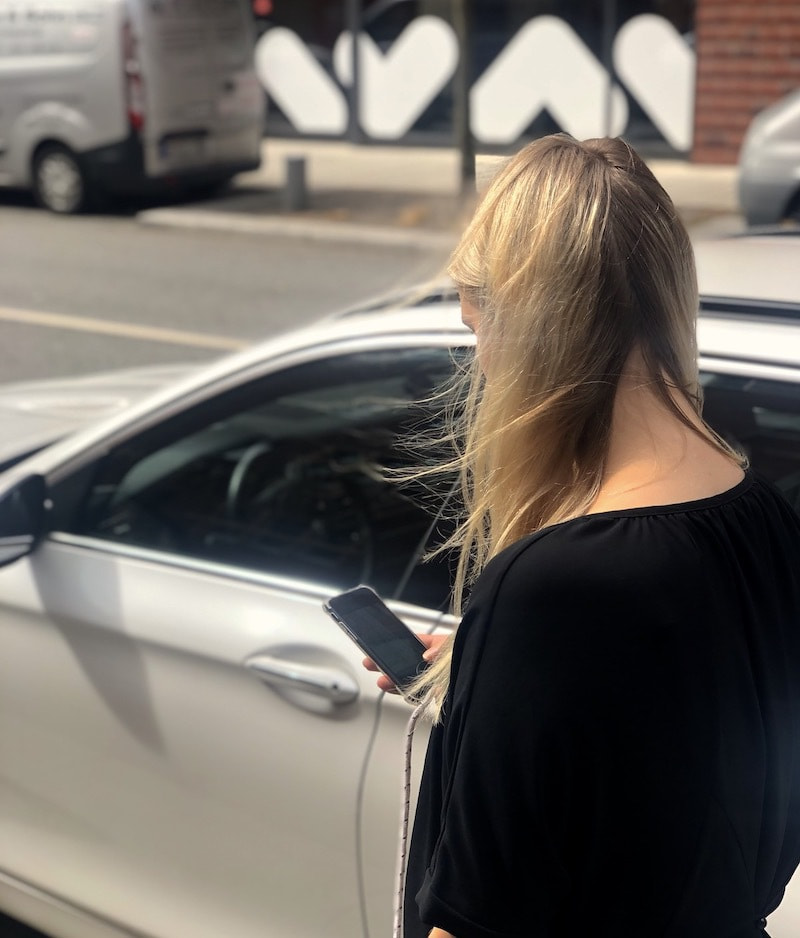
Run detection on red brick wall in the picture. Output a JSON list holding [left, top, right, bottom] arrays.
[[693, 0, 800, 163]]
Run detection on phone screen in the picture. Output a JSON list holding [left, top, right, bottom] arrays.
[[324, 586, 427, 689]]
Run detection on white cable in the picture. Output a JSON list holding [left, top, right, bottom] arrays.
[[393, 703, 426, 938], [354, 618, 442, 938], [355, 689, 386, 938]]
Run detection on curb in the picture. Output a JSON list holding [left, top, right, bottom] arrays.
[[136, 204, 743, 246], [136, 207, 457, 250]]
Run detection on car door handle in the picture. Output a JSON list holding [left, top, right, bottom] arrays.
[[245, 654, 359, 705]]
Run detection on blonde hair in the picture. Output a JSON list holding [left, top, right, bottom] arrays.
[[410, 134, 743, 718]]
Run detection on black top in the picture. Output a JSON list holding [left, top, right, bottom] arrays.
[[405, 471, 800, 938]]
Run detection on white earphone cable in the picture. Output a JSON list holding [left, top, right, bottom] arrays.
[[393, 703, 426, 938]]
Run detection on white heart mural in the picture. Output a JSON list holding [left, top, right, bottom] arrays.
[[614, 14, 695, 151], [471, 15, 628, 144], [333, 16, 458, 140], [254, 15, 695, 151], [254, 27, 348, 135]]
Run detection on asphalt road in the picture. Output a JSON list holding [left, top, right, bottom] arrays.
[[0, 193, 451, 384]]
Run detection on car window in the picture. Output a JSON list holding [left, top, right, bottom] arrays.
[[701, 370, 800, 512], [66, 347, 462, 610], [63, 357, 795, 607]]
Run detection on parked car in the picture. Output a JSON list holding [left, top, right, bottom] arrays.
[[0, 0, 264, 214], [3, 233, 800, 938], [738, 88, 800, 227]]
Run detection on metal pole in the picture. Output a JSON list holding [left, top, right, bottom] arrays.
[[346, 0, 362, 142], [602, 0, 618, 138], [284, 156, 308, 210], [452, 0, 475, 196]]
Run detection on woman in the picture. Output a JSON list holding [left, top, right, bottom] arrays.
[[367, 135, 800, 937]]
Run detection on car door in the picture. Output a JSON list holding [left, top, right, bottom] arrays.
[[0, 341, 460, 938]]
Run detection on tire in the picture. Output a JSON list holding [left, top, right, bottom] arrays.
[[32, 144, 90, 214], [184, 177, 234, 201], [0, 910, 51, 936], [787, 190, 800, 225]]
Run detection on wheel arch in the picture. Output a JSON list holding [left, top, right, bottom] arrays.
[[30, 137, 81, 169]]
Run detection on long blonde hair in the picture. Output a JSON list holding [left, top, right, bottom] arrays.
[[410, 134, 742, 718]]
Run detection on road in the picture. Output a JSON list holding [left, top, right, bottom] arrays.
[[0, 194, 450, 384]]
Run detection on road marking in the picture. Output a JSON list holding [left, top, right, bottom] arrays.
[[0, 305, 248, 351]]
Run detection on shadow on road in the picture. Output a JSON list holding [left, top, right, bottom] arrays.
[[0, 912, 49, 938], [0, 183, 236, 219]]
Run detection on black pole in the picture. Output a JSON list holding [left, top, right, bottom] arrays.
[[452, 0, 475, 196], [346, 0, 362, 142], [601, 0, 618, 138]]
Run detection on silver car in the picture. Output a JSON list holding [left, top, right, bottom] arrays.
[[2, 234, 800, 938], [739, 89, 800, 227]]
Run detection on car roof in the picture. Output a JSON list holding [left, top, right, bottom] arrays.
[[693, 232, 800, 306], [698, 314, 800, 372], [333, 295, 800, 373]]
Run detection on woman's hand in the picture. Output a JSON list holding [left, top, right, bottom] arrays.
[[362, 632, 447, 694]]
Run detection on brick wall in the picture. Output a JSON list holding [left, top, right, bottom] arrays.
[[693, 0, 800, 163]]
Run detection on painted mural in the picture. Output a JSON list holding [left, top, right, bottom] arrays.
[[254, 12, 695, 151]]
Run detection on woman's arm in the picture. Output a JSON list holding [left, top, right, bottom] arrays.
[[430, 929, 456, 938]]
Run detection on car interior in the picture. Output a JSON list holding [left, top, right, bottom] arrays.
[[702, 370, 800, 509], [68, 347, 462, 611]]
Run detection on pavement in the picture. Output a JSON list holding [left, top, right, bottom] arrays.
[[137, 138, 744, 247]]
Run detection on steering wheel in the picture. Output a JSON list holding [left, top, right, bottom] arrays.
[[225, 442, 273, 519], [224, 443, 376, 584]]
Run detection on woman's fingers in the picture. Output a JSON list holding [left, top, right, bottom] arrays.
[[377, 674, 401, 694], [362, 632, 449, 693], [362, 657, 402, 693], [420, 632, 447, 661]]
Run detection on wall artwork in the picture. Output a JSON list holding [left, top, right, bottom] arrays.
[[254, 13, 695, 150]]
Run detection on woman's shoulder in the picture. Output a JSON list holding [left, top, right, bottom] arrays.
[[464, 469, 800, 641], [469, 509, 665, 608], [478, 469, 798, 589], [460, 521, 641, 658]]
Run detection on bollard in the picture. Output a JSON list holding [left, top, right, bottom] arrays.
[[284, 156, 308, 211]]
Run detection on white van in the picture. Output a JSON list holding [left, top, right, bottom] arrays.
[[0, 0, 264, 213]]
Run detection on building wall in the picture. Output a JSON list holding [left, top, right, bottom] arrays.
[[693, 0, 800, 163], [257, 2, 698, 155]]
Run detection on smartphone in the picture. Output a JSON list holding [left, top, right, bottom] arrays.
[[323, 585, 428, 693]]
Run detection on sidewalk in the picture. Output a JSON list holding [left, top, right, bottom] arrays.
[[137, 138, 743, 246]]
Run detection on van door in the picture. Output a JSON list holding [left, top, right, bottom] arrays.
[[0, 1, 126, 190], [128, 0, 263, 181]]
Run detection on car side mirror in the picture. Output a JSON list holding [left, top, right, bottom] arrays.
[[0, 474, 47, 568]]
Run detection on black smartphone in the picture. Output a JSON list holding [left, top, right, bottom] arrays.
[[323, 585, 428, 693]]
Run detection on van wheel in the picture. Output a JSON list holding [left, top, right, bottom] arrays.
[[184, 178, 234, 201], [787, 190, 800, 225], [32, 145, 90, 214]]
